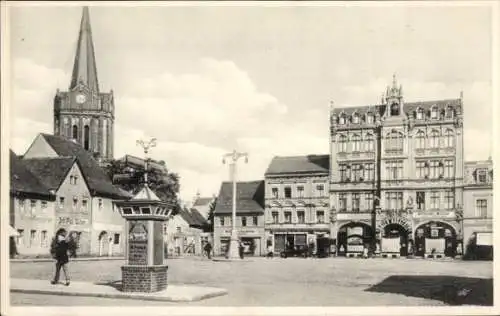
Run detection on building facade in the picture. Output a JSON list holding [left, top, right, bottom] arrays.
[[164, 208, 209, 257], [463, 159, 493, 258], [330, 76, 464, 258], [53, 7, 114, 161], [213, 181, 266, 256], [264, 155, 330, 254]]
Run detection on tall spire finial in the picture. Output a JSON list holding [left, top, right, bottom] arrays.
[[392, 73, 397, 88], [69, 6, 99, 92]]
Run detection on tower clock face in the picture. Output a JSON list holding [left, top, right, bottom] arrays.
[[75, 93, 86, 104]]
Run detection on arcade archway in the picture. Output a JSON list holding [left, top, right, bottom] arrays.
[[381, 224, 409, 256], [337, 222, 373, 256], [414, 221, 457, 257], [98, 231, 110, 257]]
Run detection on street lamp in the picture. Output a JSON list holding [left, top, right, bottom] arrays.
[[222, 150, 248, 260], [136, 138, 157, 185]]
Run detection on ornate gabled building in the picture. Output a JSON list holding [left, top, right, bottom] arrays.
[[329, 75, 464, 258], [53, 7, 115, 161]]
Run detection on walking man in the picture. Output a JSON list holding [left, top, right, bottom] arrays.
[[204, 241, 213, 260], [50, 228, 71, 286]]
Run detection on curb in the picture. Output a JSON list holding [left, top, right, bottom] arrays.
[[11, 257, 125, 263]]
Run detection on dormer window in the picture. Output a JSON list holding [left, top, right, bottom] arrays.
[[430, 106, 438, 119], [366, 113, 374, 124], [477, 169, 488, 183], [416, 108, 424, 120], [446, 106, 454, 119], [352, 113, 360, 124], [390, 103, 400, 116], [339, 114, 346, 125]]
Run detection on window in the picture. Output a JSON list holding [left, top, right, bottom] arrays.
[[385, 131, 403, 152], [352, 193, 360, 212], [430, 191, 439, 209], [390, 103, 400, 116], [18, 199, 25, 212], [30, 200, 36, 215], [365, 193, 373, 211], [59, 197, 65, 208], [446, 106, 454, 119], [415, 130, 425, 150], [272, 211, 279, 224], [385, 192, 403, 210], [98, 198, 103, 209], [241, 216, 247, 227], [386, 160, 403, 180], [444, 160, 454, 178], [338, 193, 347, 211], [429, 161, 440, 179], [416, 108, 424, 120], [475, 199, 488, 218], [352, 164, 363, 182], [416, 191, 425, 210], [284, 186, 292, 198], [316, 211, 325, 223], [82, 199, 88, 211], [73, 197, 78, 210], [431, 106, 438, 119], [365, 134, 374, 152], [284, 211, 292, 224], [444, 190, 454, 209], [364, 163, 374, 181], [352, 134, 361, 152], [41, 230, 48, 247], [83, 125, 90, 150], [443, 129, 454, 148], [415, 161, 425, 178], [338, 134, 348, 153], [114, 234, 120, 245], [17, 230, 25, 246], [41, 201, 48, 209], [176, 227, 182, 233], [339, 114, 346, 125], [253, 216, 258, 226], [316, 184, 325, 197], [366, 113, 374, 124], [226, 217, 232, 227], [339, 164, 349, 182], [477, 169, 488, 183], [72, 125, 78, 139], [220, 217, 225, 226], [30, 230, 36, 247], [352, 113, 360, 124], [429, 130, 440, 148], [297, 210, 305, 224], [297, 186, 304, 198], [74, 176, 78, 185]]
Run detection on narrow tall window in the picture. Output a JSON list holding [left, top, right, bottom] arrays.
[[430, 161, 440, 179], [366, 113, 374, 124], [365, 134, 374, 152], [297, 210, 305, 224], [316, 211, 325, 223], [271, 187, 279, 198], [429, 130, 440, 148], [444, 190, 454, 209], [416, 191, 426, 210], [41, 230, 48, 247], [339, 164, 348, 182], [83, 125, 90, 150], [338, 193, 347, 211], [284, 211, 292, 224], [220, 217, 225, 226], [365, 163, 374, 181], [352, 113, 360, 124], [476, 199, 488, 218], [297, 186, 304, 198], [416, 161, 426, 179], [416, 108, 424, 120], [415, 130, 425, 149], [430, 191, 439, 209], [253, 216, 258, 226], [241, 216, 247, 227], [365, 193, 373, 211], [386, 131, 403, 153], [431, 107, 438, 119], [284, 186, 292, 198], [338, 134, 348, 153], [272, 212, 279, 224], [443, 129, 454, 148], [352, 194, 360, 212], [444, 160, 454, 178], [72, 125, 78, 140], [352, 134, 361, 152], [30, 230, 37, 247], [316, 184, 325, 197], [446, 106, 454, 119]]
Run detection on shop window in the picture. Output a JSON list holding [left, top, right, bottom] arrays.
[[114, 234, 120, 245], [284, 186, 292, 198]]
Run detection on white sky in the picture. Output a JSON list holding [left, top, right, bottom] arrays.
[[7, 3, 493, 202]]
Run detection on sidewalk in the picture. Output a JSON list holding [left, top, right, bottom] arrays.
[[10, 278, 228, 302], [11, 256, 125, 263]]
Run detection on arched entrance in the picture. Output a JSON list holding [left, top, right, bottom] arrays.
[[337, 222, 373, 256], [382, 224, 409, 256], [414, 221, 457, 257], [98, 231, 110, 257]]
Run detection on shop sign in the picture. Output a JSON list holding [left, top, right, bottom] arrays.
[[58, 217, 89, 226], [221, 228, 259, 235], [476, 232, 492, 246]]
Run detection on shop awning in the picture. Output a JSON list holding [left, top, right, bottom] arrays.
[[9, 226, 19, 237]]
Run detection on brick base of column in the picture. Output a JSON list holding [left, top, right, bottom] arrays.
[[121, 265, 168, 293]]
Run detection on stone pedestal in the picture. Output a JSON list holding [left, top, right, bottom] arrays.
[[121, 265, 168, 292]]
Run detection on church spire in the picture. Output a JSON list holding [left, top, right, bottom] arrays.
[[69, 7, 99, 92]]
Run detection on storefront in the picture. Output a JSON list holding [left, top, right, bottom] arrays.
[[337, 222, 373, 256], [414, 221, 457, 257], [272, 229, 329, 254], [216, 227, 264, 256]]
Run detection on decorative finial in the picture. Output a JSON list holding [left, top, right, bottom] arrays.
[[460, 90, 463, 100], [392, 73, 397, 87], [136, 138, 157, 186]]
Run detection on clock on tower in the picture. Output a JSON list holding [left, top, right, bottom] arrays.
[[75, 93, 87, 104]]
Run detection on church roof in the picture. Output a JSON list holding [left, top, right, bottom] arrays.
[[22, 157, 77, 191], [265, 155, 330, 176], [70, 6, 99, 92], [10, 150, 53, 198], [39, 133, 128, 198], [214, 180, 265, 215]]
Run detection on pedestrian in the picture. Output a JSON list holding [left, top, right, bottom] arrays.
[[204, 241, 213, 260], [9, 236, 18, 259], [362, 245, 369, 259], [266, 244, 273, 258], [239, 241, 244, 259], [50, 228, 71, 286]]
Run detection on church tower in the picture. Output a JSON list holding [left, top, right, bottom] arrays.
[[53, 7, 114, 161]]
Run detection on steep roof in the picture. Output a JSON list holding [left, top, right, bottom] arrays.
[[10, 150, 52, 198], [22, 157, 77, 190], [265, 155, 330, 176], [214, 180, 265, 215], [39, 133, 128, 198], [332, 99, 460, 116], [193, 197, 213, 207], [189, 208, 209, 227]]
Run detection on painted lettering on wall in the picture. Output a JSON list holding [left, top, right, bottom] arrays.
[[58, 217, 89, 226]]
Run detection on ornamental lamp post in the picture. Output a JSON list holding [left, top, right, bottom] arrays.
[[222, 150, 248, 260]]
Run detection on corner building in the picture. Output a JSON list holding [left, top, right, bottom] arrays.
[[329, 76, 464, 258]]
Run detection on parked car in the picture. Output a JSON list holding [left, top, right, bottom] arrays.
[[280, 245, 309, 258]]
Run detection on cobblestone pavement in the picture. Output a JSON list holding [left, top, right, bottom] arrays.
[[9, 257, 493, 306]]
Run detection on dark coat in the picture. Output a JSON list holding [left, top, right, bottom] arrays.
[[54, 239, 69, 264]]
